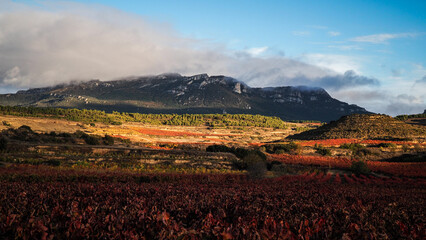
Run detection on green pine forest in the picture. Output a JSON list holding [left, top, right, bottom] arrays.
[[0, 105, 292, 128]]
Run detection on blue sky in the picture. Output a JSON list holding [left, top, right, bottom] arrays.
[[70, 0, 426, 60], [1, 0, 425, 115]]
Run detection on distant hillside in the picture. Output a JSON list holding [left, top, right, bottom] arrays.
[[287, 114, 426, 140], [0, 73, 370, 122], [395, 112, 426, 126], [395, 112, 426, 121]]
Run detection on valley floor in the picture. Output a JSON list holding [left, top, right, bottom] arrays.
[[1, 114, 425, 239]]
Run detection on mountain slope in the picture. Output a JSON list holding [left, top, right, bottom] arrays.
[[0, 73, 369, 122], [287, 114, 426, 140]]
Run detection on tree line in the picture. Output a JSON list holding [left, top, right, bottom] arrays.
[[0, 105, 288, 128], [395, 113, 426, 121]]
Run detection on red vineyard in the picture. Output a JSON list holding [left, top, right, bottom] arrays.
[[0, 165, 425, 239], [270, 153, 426, 177], [298, 171, 426, 185], [295, 138, 426, 147]]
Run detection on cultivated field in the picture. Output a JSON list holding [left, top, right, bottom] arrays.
[[0, 110, 425, 239], [0, 115, 297, 145]]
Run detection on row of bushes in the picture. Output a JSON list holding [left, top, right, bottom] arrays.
[[395, 113, 426, 121], [340, 143, 370, 157], [206, 144, 374, 177], [0, 105, 288, 128], [0, 125, 115, 147], [206, 145, 268, 177], [262, 142, 301, 154]]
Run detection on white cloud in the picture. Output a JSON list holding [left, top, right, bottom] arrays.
[[385, 94, 425, 116], [351, 32, 418, 44], [391, 69, 402, 77], [412, 63, 426, 77], [0, 2, 359, 91], [403, 64, 426, 97], [328, 31, 341, 36], [245, 46, 269, 56], [414, 76, 426, 86], [332, 88, 425, 116], [1, 66, 22, 85], [292, 31, 310, 36], [301, 54, 362, 74]]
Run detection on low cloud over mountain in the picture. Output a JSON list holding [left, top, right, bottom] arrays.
[[0, 1, 423, 116], [0, 1, 377, 93]]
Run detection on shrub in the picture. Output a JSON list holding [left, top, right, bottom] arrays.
[[244, 153, 267, 179], [0, 137, 7, 151], [84, 135, 100, 145], [267, 160, 282, 171], [72, 130, 100, 145], [18, 125, 33, 132], [231, 159, 246, 170], [44, 159, 61, 166], [376, 142, 397, 148], [59, 132, 72, 138], [206, 144, 266, 161], [275, 149, 286, 154], [119, 138, 131, 144], [350, 160, 370, 175], [353, 148, 371, 157], [73, 130, 87, 138], [314, 144, 332, 156], [264, 142, 301, 155], [402, 144, 410, 152], [414, 144, 422, 152], [103, 135, 115, 145], [13, 126, 38, 142], [206, 144, 232, 153], [340, 143, 370, 157], [235, 148, 264, 160], [316, 148, 331, 156]]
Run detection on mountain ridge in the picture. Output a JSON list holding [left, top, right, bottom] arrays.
[[0, 73, 370, 122]]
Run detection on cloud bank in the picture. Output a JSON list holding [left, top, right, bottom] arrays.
[[0, 1, 423, 116], [414, 76, 426, 86], [0, 2, 379, 91]]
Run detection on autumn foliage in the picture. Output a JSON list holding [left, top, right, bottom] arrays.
[[0, 165, 425, 239], [269, 153, 426, 177], [296, 138, 426, 147]]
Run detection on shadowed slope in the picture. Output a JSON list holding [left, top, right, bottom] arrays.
[[0, 74, 369, 122], [287, 114, 426, 140]]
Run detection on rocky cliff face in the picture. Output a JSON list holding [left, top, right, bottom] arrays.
[[0, 73, 369, 122]]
